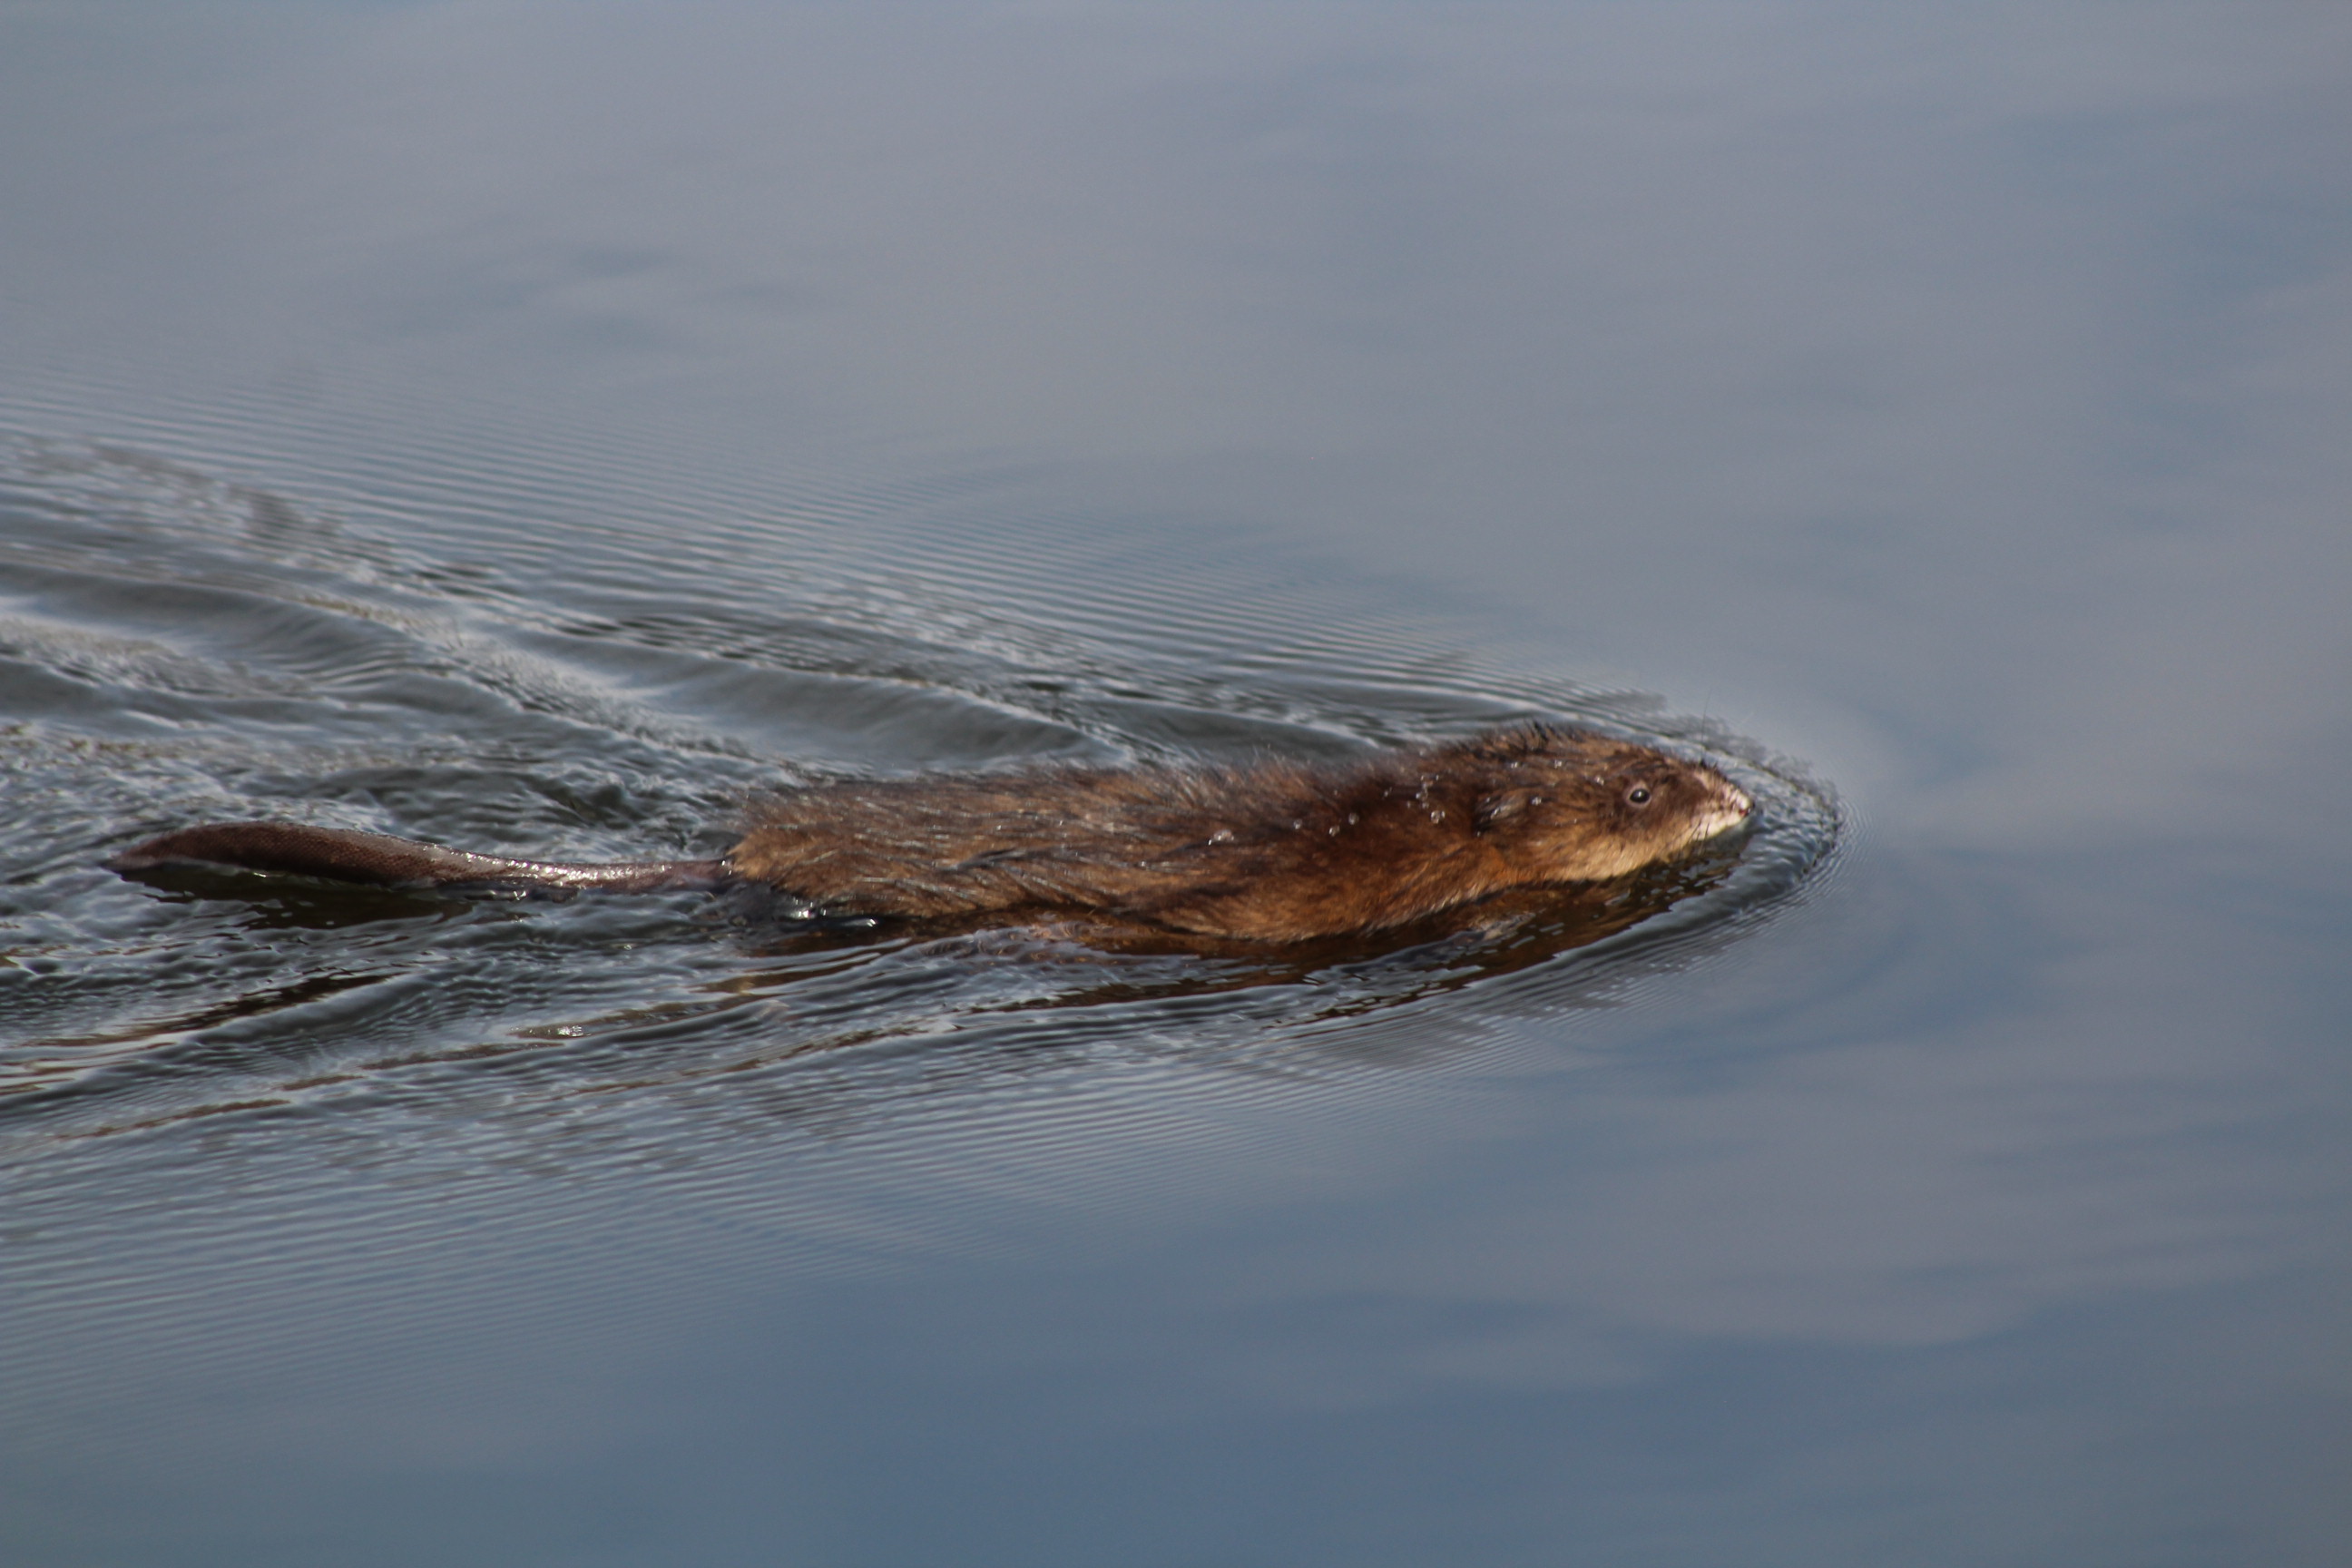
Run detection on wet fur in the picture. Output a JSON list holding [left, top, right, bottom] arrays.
[[112, 726, 1751, 943]]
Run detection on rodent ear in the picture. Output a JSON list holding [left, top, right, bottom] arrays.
[[1474, 788, 1541, 833]]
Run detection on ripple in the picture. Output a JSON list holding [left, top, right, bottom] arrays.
[[0, 403, 1837, 1184]]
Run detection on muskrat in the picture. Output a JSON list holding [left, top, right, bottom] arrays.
[[109, 726, 1752, 943]]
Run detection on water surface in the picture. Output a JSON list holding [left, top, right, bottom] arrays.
[[3, 5, 2347, 1565]]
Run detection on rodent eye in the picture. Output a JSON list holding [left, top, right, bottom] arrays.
[[1626, 786, 1652, 807]]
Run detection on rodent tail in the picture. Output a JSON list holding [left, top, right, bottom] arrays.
[[107, 821, 730, 894]]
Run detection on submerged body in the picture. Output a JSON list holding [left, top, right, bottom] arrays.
[[112, 727, 1752, 942]]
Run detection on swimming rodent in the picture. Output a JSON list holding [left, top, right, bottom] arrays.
[[109, 726, 1753, 943]]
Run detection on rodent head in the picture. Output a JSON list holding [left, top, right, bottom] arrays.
[[1468, 731, 1754, 883]]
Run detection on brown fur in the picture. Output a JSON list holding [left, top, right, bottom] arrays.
[[112, 726, 1751, 943]]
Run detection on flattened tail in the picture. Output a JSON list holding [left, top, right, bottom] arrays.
[[107, 821, 730, 894]]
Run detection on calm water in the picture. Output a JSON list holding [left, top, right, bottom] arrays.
[[4, 5, 2348, 1565]]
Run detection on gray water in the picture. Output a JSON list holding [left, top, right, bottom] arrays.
[[4, 6, 2347, 1565]]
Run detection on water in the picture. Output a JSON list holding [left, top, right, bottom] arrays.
[[4, 5, 2347, 1565]]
